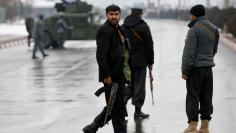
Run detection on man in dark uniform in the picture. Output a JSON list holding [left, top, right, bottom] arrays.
[[32, 14, 49, 59], [122, 8, 154, 119], [55, 13, 73, 49], [83, 4, 131, 133], [25, 16, 34, 47], [181, 5, 219, 133]]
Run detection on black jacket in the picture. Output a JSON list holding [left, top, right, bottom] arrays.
[[96, 21, 130, 82], [122, 15, 154, 67]]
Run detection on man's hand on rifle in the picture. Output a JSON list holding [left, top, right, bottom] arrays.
[[148, 64, 154, 105], [148, 64, 153, 71], [103, 76, 112, 86], [181, 74, 188, 80]]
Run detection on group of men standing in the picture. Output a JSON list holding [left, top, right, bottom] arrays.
[[83, 5, 154, 133], [83, 3, 219, 133], [25, 13, 73, 59]]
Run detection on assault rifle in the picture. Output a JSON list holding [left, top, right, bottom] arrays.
[[149, 67, 154, 106], [94, 83, 119, 125]]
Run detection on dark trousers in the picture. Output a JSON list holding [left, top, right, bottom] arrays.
[[57, 33, 66, 49], [93, 78, 127, 133], [186, 67, 213, 123], [33, 40, 46, 57], [27, 34, 32, 47], [126, 67, 147, 108]]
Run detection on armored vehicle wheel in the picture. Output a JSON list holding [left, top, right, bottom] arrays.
[[43, 30, 59, 49]]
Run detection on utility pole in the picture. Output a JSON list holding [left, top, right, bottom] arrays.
[[178, 0, 186, 9], [182, 0, 186, 8], [178, 0, 181, 7], [147, 0, 152, 8], [178, 0, 182, 8], [206, 0, 211, 7], [224, 0, 231, 8], [26, 0, 34, 5], [157, 0, 160, 7]]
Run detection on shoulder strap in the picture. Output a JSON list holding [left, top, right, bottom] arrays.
[[195, 23, 216, 38], [125, 25, 143, 43]]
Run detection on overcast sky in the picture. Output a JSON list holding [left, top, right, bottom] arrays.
[[82, 0, 227, 8], [51, 0, 236, 9]]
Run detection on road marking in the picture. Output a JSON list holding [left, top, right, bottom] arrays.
[[54, 55, 96, 79]]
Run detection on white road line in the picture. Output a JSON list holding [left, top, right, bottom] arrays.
[[54, 55, 95, 79]]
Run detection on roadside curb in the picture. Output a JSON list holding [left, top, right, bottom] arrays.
[[220, 34, 236, 52], [0, 36, 27, 49]]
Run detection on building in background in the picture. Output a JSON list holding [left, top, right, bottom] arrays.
[[32, 0, 56, 18], [0, 0, 22, 22], [0, 6, 6, 23], [145, 0, 159, 18]]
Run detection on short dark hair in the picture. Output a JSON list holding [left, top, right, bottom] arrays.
[[190, 4, 205, 17], [131, 8, 143, 16], [106, 4, 121, 14], [38, 14, 44, 20]]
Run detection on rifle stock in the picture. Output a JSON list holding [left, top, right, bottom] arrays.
[[94, 86, 109, 97]]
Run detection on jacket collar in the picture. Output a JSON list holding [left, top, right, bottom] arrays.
[[188, 16, 206, 28], [105, 20, 127, 39]]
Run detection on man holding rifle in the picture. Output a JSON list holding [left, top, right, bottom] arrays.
[[122, 8, 154, 119], [83, 4, 131, 133]]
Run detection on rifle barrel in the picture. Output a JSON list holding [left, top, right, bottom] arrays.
[[149, 68, 154, 106]]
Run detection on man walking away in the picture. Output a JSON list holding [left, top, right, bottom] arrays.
[[181, 4, 219, 133], [82, 4, 131, 133], [122, 8, 154, 119], [32, 14, 49, 59]]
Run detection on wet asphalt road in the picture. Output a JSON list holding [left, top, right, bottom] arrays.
[[0, 19, 236, 133]]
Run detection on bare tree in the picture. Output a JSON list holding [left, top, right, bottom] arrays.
[[0, 0, 13, 6], [0, 0, 33, 21]]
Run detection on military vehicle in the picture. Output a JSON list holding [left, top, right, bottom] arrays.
[[43, 0, 101, 48]]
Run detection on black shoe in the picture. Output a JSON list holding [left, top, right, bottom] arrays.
[[82, 124, 97, 133], [43, 54, 49, 58], [134, 111, 150, 119], [32, 56, 39, 59]]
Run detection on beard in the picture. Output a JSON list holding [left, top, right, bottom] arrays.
[[108, 18, 119, 25]]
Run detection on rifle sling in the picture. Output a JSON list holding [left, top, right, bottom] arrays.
[[126, 26, 143, 43], [196, 23, 215, 38]]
